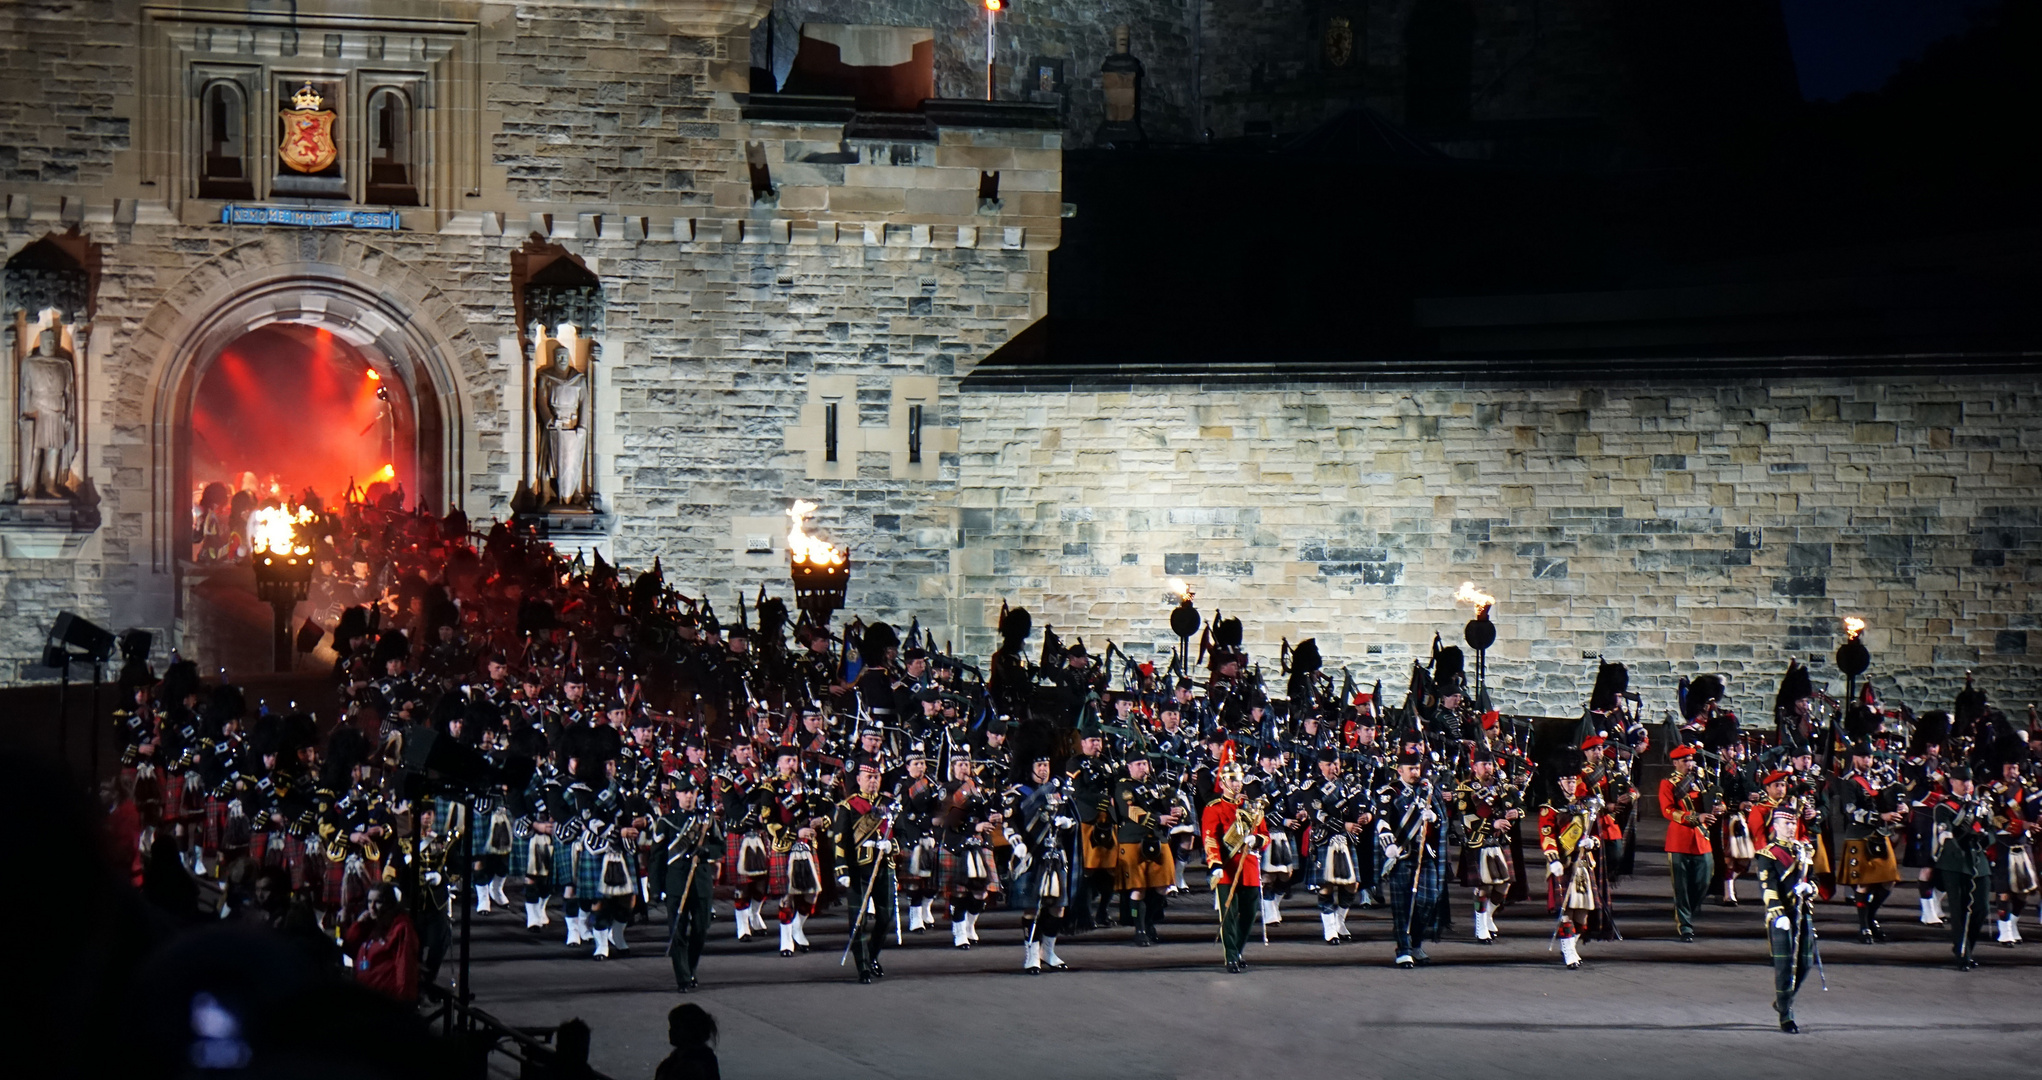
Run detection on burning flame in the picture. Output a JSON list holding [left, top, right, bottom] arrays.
[[249, 505, 316, 556], [1166, 578, 1193, 602], [365, 368, 381, 382], [367, 463, 397, 484], [1843, 616, 1866, 640], [787, 499, 846, 566], [1453, 581, 1496, 614]]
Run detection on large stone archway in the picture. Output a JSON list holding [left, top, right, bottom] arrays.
[[107, 234, 494, 662], [129, 234, 488, 573]]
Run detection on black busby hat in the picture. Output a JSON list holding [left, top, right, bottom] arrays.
[[1431, 644, 1466, 689], [1948, 764, 1974, 782], [862, 621, 899, 658], [162, 659, 203, 703], [1775, 660, 1813, 714], [998, 603, 1032, 645], [1396, 748, 1426, 767], [1680, 674, 1725, 722], [1908, 710, 1951, 756], [371, 630, 410, 666], [1590, 659, 1629, 712], [1955, 677, 1989, 726], [1315, 746, 1340, 764]]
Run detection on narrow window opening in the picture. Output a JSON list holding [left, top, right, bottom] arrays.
[[907, 404, 924, 464], [198, 82, 254, 200], [824, 401, 839, 463], [365, 88, 420, 205]]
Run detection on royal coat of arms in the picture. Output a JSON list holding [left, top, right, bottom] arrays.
[[1323, 16, 1354, 69], [279, 83, 338, 173]]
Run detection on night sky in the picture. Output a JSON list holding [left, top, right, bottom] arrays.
[[1781, 0, 1985, 100]]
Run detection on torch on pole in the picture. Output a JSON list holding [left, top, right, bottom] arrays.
[[787, 499, 851, 629], [249, 505, 316, 674], [1454, 581, 1497, 703], [983, 0, 1001, 100]]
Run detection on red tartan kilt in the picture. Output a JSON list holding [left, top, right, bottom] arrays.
[[766, 850, 792, 898], [202, 797, 229, 851], [250, 830, 270, 864], [319, 856, 349, 905], [938, 848, 998, 899], [161, 775, 186, 821]]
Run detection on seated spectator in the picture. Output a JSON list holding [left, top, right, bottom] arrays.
[[342, 884, 420, 1004]]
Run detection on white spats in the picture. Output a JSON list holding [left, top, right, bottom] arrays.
[[778, 921, 796, 955], [1319, 910, 1340, 942], [1560, 936, 1581, 968], [735, 905, 754, 939], [1024, 940, 1041, 972]]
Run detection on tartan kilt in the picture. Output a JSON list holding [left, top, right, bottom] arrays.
[[768, 844, 826, 900], [318, 855, 350, 906], [550, 840, 579, 891], [572, 845, 607, 898], [938, 846, 1001, 899], [510, 830, 554, 880], [160, 774, 187, 822], [202, 796, 228, 851]]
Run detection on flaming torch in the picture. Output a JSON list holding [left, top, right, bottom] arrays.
[[1165, 578, 1201, 679], [787, 499, 850, 622], [1454, 581, 1498, 699], [249, 504, 317, 673], [1836, 615, 1871, 718]]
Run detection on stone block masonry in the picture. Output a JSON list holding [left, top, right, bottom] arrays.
[[953, 379, 2042, 717]]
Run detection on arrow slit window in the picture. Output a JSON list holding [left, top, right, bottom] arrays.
[[198, 80, 254, 200], [365, 87, 419, 206]]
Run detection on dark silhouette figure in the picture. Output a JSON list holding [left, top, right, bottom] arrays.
[[655, 1003, 720, 1080]]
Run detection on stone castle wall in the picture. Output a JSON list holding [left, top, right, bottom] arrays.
[[951, 377, 2042, 718]]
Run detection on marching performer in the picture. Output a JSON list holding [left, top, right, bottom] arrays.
[[1752, 786, 1820, 1033], [1378, 750, 1449, 968], [831, 758, 896, 985], [1202, 745, 1267, 974], [1011, 748, 1077, 973], [1455, 747, 1523, 943], [1659, 744, 1716, 942], [1299, 747, 1367, 944], [1540, 764, 1601, 969], [1112, 753, 1183, 946], [1935, 766, 1992, 969], [1836, 741, 1904, 943], [655, 772, 724, 992]]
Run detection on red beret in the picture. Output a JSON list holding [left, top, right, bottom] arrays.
[[1580, 735, 1607, 751], [1668, 744, 1697, 760], [1761, 769, 1792, 786]]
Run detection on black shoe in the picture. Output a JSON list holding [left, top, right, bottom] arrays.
[[680, 978, 698, 993], [1226, 959, 1241, 974], [1135, 932, 1151, 947], [1235, 959, 1248, 973], [1957, 955, 1979, 970], [1857, 929, 1875, 945], [780, 948, 794, 957], [1411, 947, 1430, 965], [796, 943, 812, 954], [1680, 930, 1696, 943], [1326, 936, 1341, 946], [858, 971, 873, 985], [955, 942, 971, 951], [1025, 964, 1041, 975], [1870, 921, 1888, 943], [1780, 1019, 1799, 1034]]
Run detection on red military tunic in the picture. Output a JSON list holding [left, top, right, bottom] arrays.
[[1201, 795, 1269, 889], [1659, 774, 1714, 855]]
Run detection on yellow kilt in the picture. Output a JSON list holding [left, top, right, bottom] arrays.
[[1837, 836, 1900, 886], [1114, 841, 1175, 891], [1082, 820, 1119, 871]]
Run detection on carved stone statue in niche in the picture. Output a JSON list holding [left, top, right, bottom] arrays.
[[18, 325, 77, 499], [533, 329, 590, 507], [1097, 24, 1146, 147]]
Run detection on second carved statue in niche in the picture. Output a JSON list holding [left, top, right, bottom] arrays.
[[533, 332, 590, 507]]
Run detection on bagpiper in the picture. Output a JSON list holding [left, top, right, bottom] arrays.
[[1009, 740, 1076, 974], [1455, 746, 1524, 944], [1540, 759, 1601, 970], [1299, 747, 1368, 944], [1377, 749, 1449, 968]]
